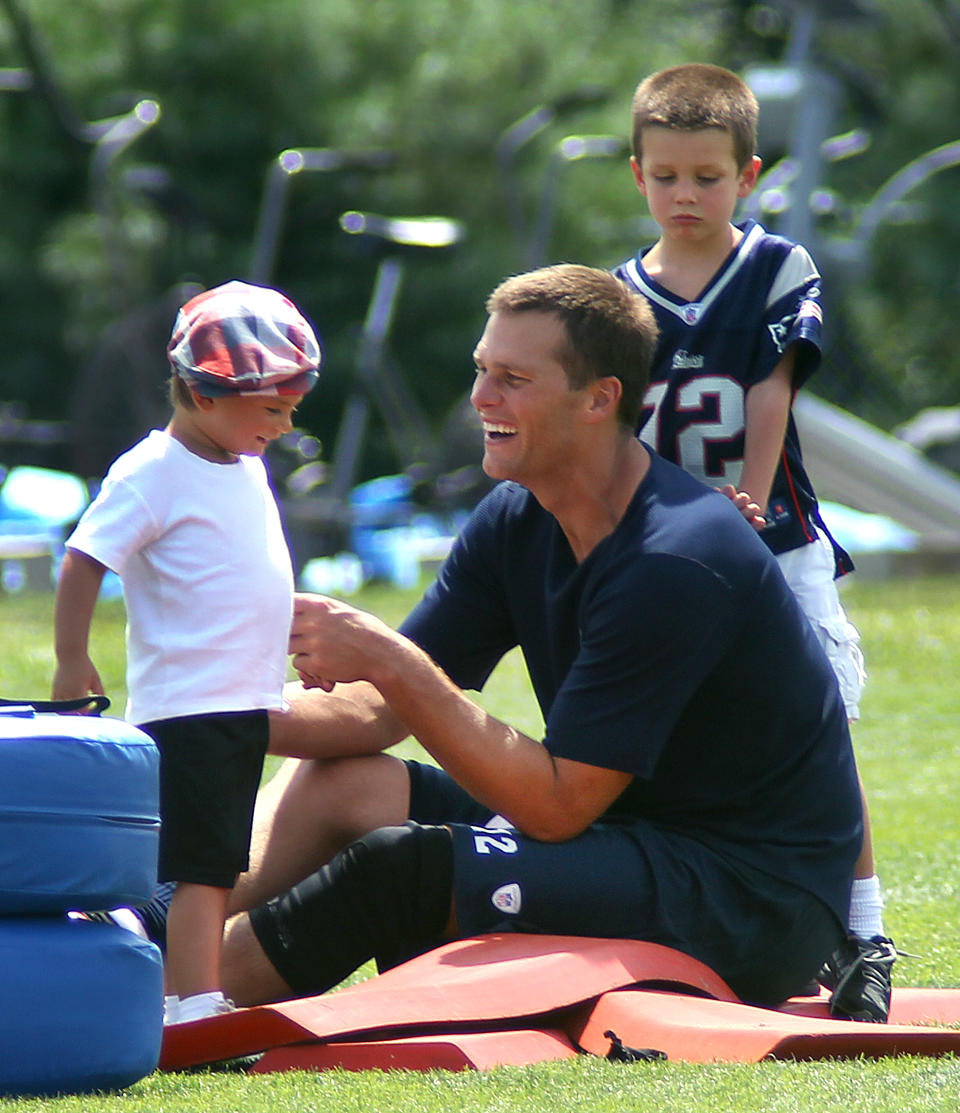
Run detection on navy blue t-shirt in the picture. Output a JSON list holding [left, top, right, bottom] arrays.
[[400, 450, 862, 926]]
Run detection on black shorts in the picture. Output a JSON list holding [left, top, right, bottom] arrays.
[[142, 710, 268, 889], [407, 761, 843, 1006]]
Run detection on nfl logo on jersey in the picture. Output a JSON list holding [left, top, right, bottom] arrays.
[[491, 882, 522, 915]]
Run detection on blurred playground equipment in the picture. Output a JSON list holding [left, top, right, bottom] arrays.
[[1, 0, 959, 590], [278, 207, 481, 581]]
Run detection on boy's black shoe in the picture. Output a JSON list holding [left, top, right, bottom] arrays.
[[818, 934, 897, 1023]]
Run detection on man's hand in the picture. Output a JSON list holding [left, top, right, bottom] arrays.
[[288, 596, 631, 842], [289, 593, 398, 691], [716, 484, 767, 532]]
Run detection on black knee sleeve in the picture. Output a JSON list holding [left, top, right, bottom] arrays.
[[249, 822, 453, 996]]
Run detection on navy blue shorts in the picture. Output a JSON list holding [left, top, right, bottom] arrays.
[[143, 710, 268, 889], [407, 760, 842, 1006]]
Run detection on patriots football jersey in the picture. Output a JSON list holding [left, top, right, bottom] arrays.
[[613, 219, 850, 569]]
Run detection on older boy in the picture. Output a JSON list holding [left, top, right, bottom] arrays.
[[612, 62, 895, 1020], [53, 281, 320, 1024]]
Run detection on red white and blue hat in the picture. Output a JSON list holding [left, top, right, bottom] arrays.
[[167, 280, 321, 397]]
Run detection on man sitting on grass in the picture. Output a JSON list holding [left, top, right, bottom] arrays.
[[197, 263, 862, 1012], [126, 265, 861, 1010]]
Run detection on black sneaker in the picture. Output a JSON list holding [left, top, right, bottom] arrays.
[[818, 934, 897, 1023]]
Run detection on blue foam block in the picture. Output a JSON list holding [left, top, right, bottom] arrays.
[[0, 712, 159, 914], [0, 916, 163, 1096]]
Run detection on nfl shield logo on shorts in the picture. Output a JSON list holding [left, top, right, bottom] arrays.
[[491, 882, 522, 915]]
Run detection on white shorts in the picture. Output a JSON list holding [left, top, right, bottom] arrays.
[[776, 532, 865, 721]]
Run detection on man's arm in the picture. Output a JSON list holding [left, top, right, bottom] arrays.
[[290, 594, 632, 841]]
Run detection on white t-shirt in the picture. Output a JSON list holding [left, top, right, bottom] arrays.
[[67, 429, 294, 725]]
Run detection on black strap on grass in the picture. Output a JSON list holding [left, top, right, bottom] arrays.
[[604, 1029, 668, 1063]]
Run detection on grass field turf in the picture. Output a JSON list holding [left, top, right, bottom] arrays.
[[1, 574, 958, 1111]]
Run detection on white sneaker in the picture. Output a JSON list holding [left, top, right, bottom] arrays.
[[169, 990, 236, 1025]]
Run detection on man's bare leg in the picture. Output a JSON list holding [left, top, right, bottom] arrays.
[[229, 752, 413, 913], [222, 754, 458, 1008], [221, 882, 459, 1008], [221, 909, 294, 1006], [268, 680, 405, 760]]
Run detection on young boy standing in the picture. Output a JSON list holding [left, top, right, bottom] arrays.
[[53, 281, 320, 1025], [612, 63, 896, 1021]]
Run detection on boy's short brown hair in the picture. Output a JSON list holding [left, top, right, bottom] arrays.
[[168, 373, 197, 411], [631, 63, 758, 169]]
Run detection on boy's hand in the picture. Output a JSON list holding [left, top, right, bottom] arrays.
[[52, 657, 106, 709], [717, 484, 767, 532]]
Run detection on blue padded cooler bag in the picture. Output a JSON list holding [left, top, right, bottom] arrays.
[[0, 916, 163, 1096], [0, 709, 159, 914]]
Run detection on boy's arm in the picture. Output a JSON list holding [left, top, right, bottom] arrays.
[[52, 548, 108, 700], [728, 350, 796, 527]]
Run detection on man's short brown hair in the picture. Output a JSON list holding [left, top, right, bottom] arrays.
[[486, 264, 658, 430]]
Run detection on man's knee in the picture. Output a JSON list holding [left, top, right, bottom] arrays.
[[246, 821, 455, 996], [335, 822, 455, 961], [238, 753, 412, 911], [269, 754, 412, 855]]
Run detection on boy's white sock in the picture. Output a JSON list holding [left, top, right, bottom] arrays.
[[173, 990, 235, 1025], [848, 874, 885, 940], [163, 994, 180, 1025]]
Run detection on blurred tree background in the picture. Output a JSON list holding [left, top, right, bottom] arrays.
[[0, 0, 958, 493]]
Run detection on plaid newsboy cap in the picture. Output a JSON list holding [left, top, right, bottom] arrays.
[[167, 280, 321, 397]]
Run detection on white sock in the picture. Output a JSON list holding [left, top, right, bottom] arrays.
[[848, 874, 885, 940], [163, 994, 180, 1025], [175, 990, 232, 1024]]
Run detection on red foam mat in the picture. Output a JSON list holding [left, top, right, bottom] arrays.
[[572, 988, 960, 1063], [248, 1028, 579, 1074], [159, 935, 960, 1073], [160, 934, 734, 1070], [780, 985, 960, 1027]]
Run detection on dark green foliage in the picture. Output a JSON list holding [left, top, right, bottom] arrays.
[[0, 0, 958, 481]]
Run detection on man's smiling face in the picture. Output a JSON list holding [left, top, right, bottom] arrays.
[[470, 310, 589, 491]]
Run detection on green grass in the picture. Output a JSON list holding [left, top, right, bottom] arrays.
[[2, 575, 959, 1111]]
